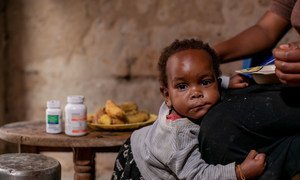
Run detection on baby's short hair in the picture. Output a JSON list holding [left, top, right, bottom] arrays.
[[158, 38, 221, 87]]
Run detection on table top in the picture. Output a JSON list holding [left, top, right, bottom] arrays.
[[0, 121, 132, 148]]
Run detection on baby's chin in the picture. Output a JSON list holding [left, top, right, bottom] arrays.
[[187, 111, 207, 121], [188, 110, 207, 120]]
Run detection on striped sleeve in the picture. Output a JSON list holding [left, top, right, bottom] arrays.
[[166, 123, 237, 180]]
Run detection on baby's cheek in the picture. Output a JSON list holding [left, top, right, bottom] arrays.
[[206, 90, 220, 104]]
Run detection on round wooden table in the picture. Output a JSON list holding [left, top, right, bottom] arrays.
[[0, 121, 132, 180]]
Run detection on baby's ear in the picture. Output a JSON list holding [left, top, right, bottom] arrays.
[[160, 86, 172, 107], [160, 86, 167, 97]]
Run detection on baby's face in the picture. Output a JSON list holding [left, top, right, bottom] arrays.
[[164, 49, 220, 120]]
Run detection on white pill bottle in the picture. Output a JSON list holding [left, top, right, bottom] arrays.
[[46, 100, 62, 134], [64, 95, 87, 136]]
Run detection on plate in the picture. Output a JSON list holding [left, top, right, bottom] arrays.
[[235, 64, 276, 74], [88, 114, 157, 131], [236, 65, 280, 84]]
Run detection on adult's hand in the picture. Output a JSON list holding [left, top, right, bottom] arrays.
[[273, 41, 300, 86]]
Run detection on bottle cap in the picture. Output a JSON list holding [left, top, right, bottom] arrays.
[[67, 95, 84, 103], [47, 100, 60, 108]]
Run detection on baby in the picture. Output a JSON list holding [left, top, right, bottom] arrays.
[[112, 39, 266, 180]]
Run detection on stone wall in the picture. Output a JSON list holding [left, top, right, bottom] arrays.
[[1, 0, 298, 179], [0, 1, 5, 121], [4, 0, 298, 124], [0, 0, 7, 153]]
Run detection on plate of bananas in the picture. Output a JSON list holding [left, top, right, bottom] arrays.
[[87, 100, 157, 131]]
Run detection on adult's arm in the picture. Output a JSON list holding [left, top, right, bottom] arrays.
[[214, 11, 290, 62]]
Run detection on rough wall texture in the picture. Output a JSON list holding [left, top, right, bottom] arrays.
[[0, 1, 5, 123], [4, 0, 298, 123], [0, 0, 7, 153], [1, 0, 299, 179]]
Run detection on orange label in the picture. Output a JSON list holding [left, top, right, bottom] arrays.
[[72, 129, 87, 133]]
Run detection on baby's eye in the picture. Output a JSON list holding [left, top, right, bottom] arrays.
[[176, 83, 188, 91], [201, 79, 212, 86]]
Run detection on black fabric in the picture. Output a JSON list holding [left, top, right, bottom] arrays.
[[199, 84, 300, 179], [111, 138, 144, 180]]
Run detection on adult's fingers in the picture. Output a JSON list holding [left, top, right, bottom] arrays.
[[279, 41, 300, 50], [273, 48, 300, 62], [275, 68, 300, 86], [275, 60, 300, 74], [282, 41, 300, 49]]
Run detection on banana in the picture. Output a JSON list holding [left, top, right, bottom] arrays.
[[98, 114, 126, 125], [98, 114, 112, 125], [105, 100, 126, 119], [119, 101, 138, 112], [87, 114, 95, 123], [126, 111, 150, 124], [94, 100, 152, 125], [111, 118, 126, 124]]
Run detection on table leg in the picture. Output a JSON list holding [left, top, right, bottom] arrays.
[[73, 148, 95, 180]]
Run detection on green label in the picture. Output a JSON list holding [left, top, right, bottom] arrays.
[[47, 115, 59, 124]]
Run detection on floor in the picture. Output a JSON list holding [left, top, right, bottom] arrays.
[[43, 152, 118, 180]]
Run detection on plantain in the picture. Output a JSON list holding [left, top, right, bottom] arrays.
[[94, 100, 151, 125], [125, 109, 139, 116], [98, 114, 112, 125], [111, 118, 126, 124], [105, 100, 126, 119], [87, 114, 95, 123], [95, 107, 105, 122], [126, 111, 150, 124], [119, 101, 138, 112], [97, 114, 126, 125]]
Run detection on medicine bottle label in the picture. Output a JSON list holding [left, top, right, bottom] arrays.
[[46, 111, 62, 134], [47, 115, 59, 124], [65, 110, 87, 136]]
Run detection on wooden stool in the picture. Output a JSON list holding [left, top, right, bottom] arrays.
[[0, 153, 61, 180]]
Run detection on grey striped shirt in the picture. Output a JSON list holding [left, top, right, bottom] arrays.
[[131, 103, 236, 180]]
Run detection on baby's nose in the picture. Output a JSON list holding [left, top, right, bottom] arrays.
[[191, 90, 204, 99]]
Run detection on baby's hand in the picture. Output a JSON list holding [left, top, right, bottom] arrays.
[[229, 74, 249, 89], [237, 150, 266, 180]]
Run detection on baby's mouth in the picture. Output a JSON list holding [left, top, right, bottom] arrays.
[[191, 103, 207, 112]]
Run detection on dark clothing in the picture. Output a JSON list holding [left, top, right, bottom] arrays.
[[111, 138, 143, 180], [199, 84, 300, 179]]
